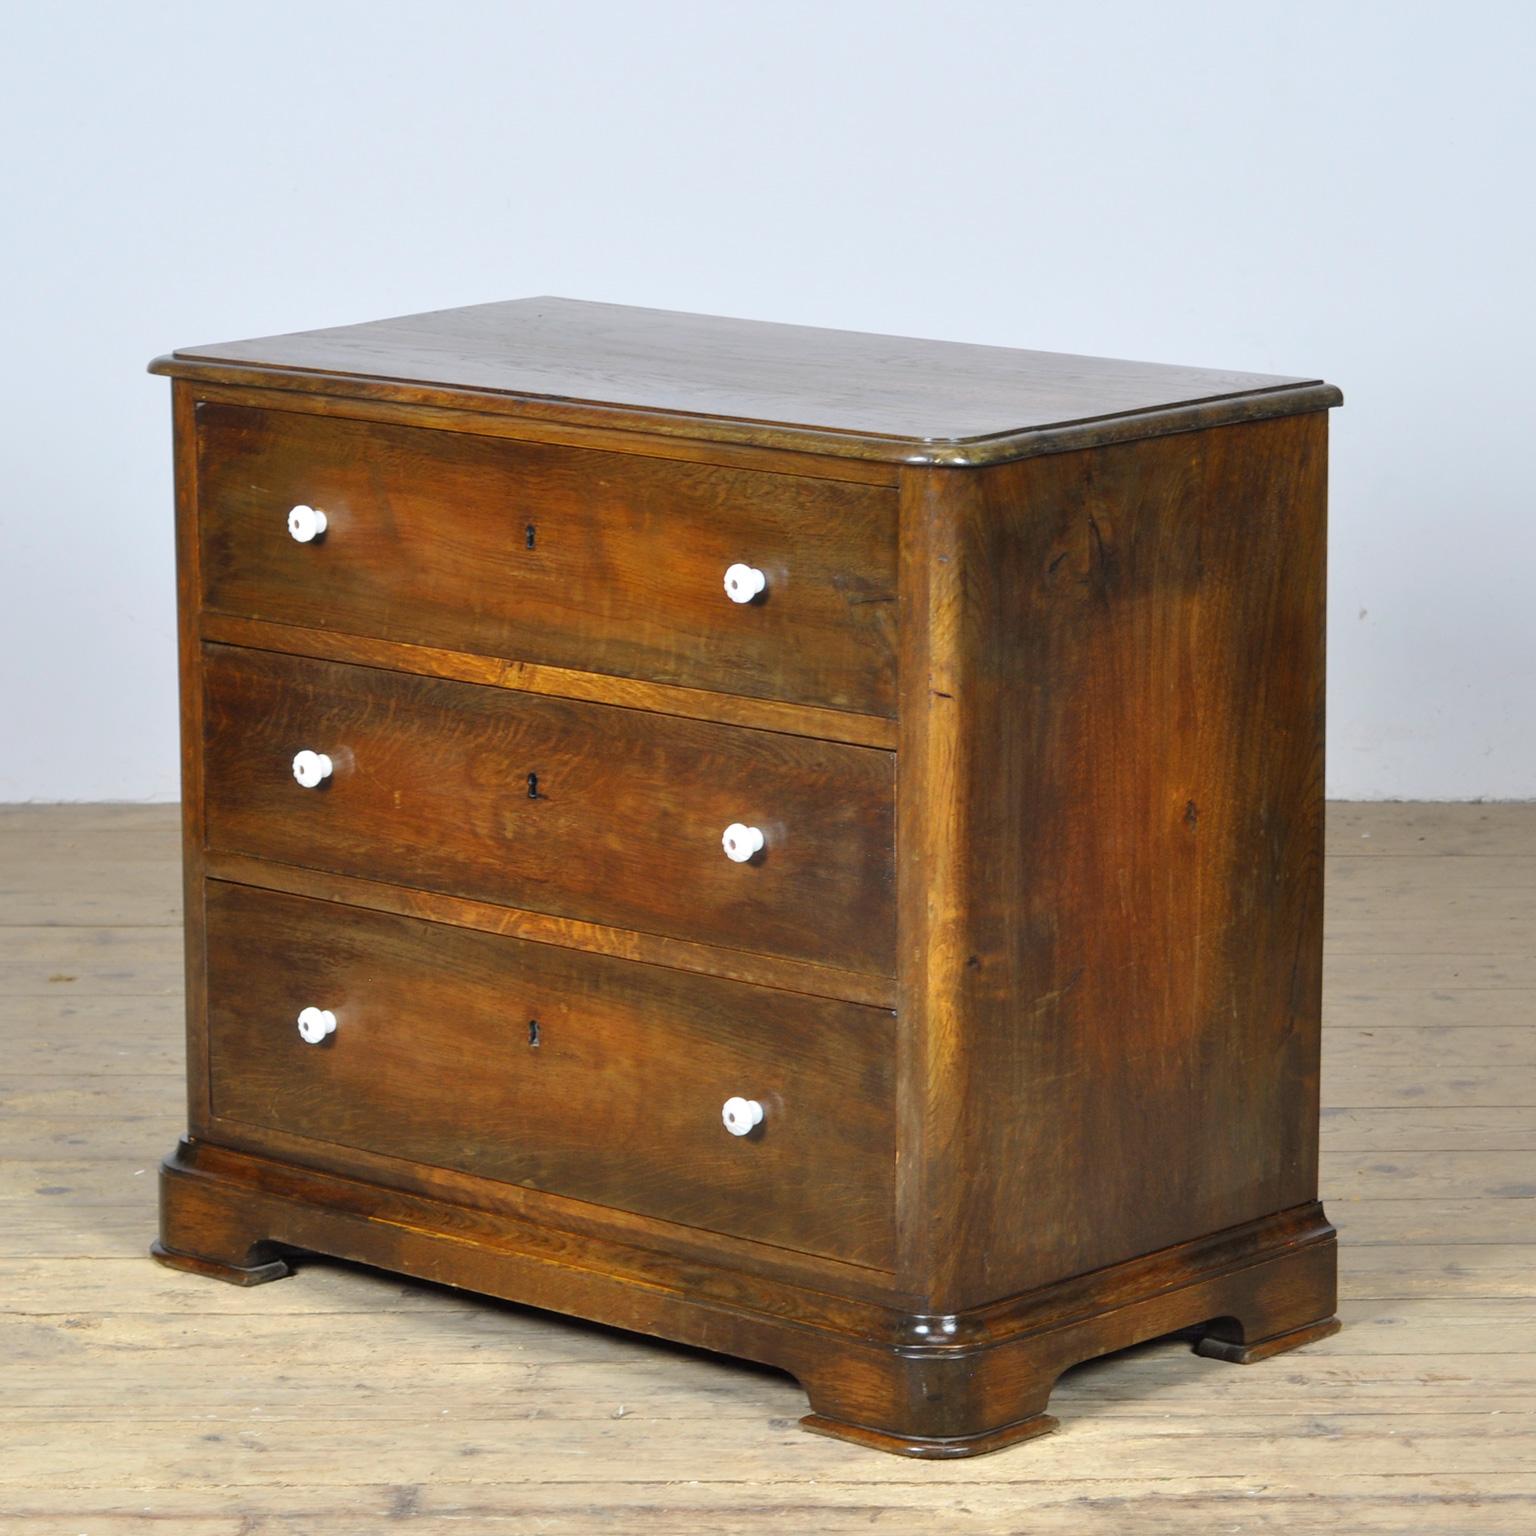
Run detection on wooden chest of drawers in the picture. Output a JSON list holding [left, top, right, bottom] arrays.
[[151, 298, 1342, 1457]]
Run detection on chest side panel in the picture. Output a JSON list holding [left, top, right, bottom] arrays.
[[900, 413, 1328, 1307]]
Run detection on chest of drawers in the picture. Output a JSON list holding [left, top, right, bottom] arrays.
[[150, 298, 1342, 1457]]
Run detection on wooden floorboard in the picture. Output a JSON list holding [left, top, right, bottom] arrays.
[[1, 801, 1533, 1533]]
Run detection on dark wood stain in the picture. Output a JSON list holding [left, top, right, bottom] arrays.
[[198, 611, 901, 751], [196, 402, 899, 716], [151, 296, 1340, 466], [153, 298, 1341, 1457], [203, 881, 896, 1269], [200, 849, 899, 1011], [200, 644, 895, 976], [897, 415, 1330, 1310]]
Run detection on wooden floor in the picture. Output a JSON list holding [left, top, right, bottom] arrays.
[[3, 802, 1533, 1533]]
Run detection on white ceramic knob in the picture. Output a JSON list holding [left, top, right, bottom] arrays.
[[291, 750, 334, 788], [721, 823, 765, 863], [722, 1096, 764, 1136], [287, 504, 328, 543], [296, 1006, 337, 1044], [723, 562, 767, 604]]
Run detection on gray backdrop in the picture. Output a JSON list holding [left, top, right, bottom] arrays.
[[3, 0, 1530, 800]]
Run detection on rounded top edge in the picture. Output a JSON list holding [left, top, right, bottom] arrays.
[[146, 353, 1340, 469]]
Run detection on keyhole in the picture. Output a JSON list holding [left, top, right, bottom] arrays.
[[525, 524, 536, 550], [527, 772, 540, 799], [528, 1019, 540, 1048]]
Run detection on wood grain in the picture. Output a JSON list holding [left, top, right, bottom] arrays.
[[173, 381, 211, 1131], [200, 644, 896, 976], [202, 850, 899, 1009], [150, 296, 1339, 466], [200, 882, 896, 1269], [150, 307, 1353, 1459], [196, 401, 900, 717], [2, 799, 1534, 1527], [200, 612, 899, 750], [901, 415, 1330, 1309], [187, 378, 904, 485]]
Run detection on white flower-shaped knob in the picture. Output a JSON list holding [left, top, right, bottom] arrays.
[[296, 1006, 337, 1044], [722, 1096, 764, 1136], [292, 750, 334, 788], [287, 504, 328, 543], [723, 562, 766, 604], [721, 823, 764, 863]]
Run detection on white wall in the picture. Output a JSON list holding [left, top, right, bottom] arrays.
[[2, 0, 1532, 801]]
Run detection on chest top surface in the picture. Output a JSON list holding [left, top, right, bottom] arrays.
[[151, 297, 1340, 465]]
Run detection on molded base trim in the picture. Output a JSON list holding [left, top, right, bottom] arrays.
[[154, 1137, 1339, 1457]]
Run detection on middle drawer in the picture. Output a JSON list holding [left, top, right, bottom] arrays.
[[202, 644, 896, 976]]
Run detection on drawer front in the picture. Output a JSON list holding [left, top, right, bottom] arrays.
[[204, 883, 897, 1269], [196, 404, 898, 717], [202, 645, 896, 976]]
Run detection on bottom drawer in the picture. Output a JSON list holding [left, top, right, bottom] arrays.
[[203, 882, 896, 1269]]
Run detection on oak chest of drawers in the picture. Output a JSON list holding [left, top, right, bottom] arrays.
[[151, 298, 1342, 1456]]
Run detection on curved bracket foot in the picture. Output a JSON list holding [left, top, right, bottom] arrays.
[[151, 1238, 293, 1287], [1194, 1315, 1341, 1364], [800, 1410, 1058, 1459]]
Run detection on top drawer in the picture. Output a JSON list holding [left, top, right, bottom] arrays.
[[195, 404, 899, 717]]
